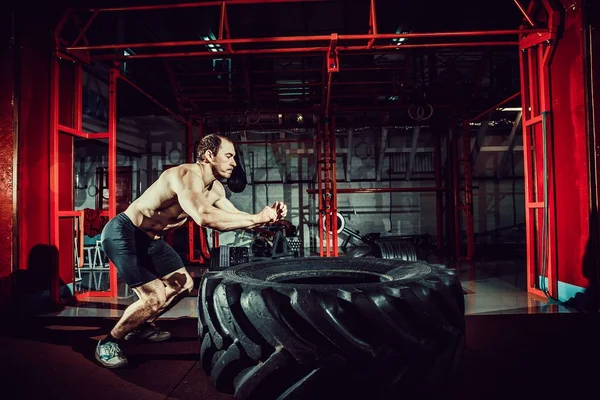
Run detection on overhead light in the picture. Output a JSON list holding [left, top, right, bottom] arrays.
[[499, 107, 522, 112]]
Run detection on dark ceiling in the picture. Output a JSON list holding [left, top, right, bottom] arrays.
[[52, 0, 530, 129]]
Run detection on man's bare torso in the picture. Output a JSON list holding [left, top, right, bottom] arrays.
[[123, 163, 219, 239]]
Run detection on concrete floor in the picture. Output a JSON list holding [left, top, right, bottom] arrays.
[[2, 258, 598, 400]]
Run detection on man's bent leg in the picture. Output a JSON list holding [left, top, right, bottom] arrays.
[[111, 279, 167, 338], [95, 279, 166, 368], [125, 267, 194, 342], [149, 267, 194, 323]]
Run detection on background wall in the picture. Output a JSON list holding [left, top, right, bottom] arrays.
[[72, 113, 525, 258]]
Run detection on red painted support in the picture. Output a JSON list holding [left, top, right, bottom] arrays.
[[107, 66, 119, 298], [49, 54, 121, 302], [315, 116, 340, 257], [367, 0, 378, 49], [331, 116, 339, 256], [219, 2, 233, 53], [49, 55, 60, 304], [65, 31, 536, 54], [460, 121, 475, 261], [451, 127, 460, 259], [317, 122, 324, 256], [518, 0, 559, 299]]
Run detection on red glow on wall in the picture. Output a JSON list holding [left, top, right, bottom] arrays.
[[551, 0, 590, 288], [0, 16, 15, 287]]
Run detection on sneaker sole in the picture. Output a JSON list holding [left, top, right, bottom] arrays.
[[95, 353, 128, 369]]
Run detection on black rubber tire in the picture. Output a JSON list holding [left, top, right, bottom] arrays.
[[197, 257, 465, 400]]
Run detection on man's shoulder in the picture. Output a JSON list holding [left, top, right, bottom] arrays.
[[162, 163, 205, 191], [166, 163, 201, 178]]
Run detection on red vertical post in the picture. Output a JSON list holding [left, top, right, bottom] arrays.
[[108, 65, 119, 297], [186, 119, 199, 263], [451, 129, 461, 259], [519, 6, 558, 299], [212, 231, 220, 248], [331, 116, 339, 256], [324, 122, 331, 257], [49, 56, 60, 304], [462, 121, 475, 260], [317, 122, 324, 256]]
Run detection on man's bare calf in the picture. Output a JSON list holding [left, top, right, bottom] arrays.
[[112, 268, 194, 340]]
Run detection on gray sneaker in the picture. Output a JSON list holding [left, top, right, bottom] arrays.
[[124, 323, 172, 343], [95, 340, 128, 368]]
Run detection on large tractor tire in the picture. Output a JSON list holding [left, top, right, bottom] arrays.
[[197, 257, 465, 400]]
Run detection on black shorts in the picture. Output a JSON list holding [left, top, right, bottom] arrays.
[[100, 213, 184, 288]]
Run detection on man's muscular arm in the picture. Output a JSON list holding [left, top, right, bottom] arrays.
[[212, 182, 277, 229], [170, 168, 276, 231], [213, 182, 288, 226]]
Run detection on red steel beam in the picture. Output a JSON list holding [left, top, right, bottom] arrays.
[[331, 116, 339, 256], [367, 0, 377, 49], [71, 10, 100, 47], [468, 92, 520, 122], [180, 77, 398, 89], [107, 66, 119, 298], [513, 0, 537, 27], [308, 187, 447, 194], [66, 30, 536, 52], [324, 72, 333, 117], [87, 42, 520, 60], [81, 0, 328, 12], [177, 66, 389, 77], [251, 66, 402, 74], [219, 2, 234, 52], [49, 57, 60, 304]]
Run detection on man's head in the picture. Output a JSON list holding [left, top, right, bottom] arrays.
[[196, 134, 237, 179]]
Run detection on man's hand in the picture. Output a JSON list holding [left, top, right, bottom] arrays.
[[271, 201, 288, 220], [257, 206, 278, 224]]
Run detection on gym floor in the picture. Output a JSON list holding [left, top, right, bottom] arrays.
[[2, 259, 598, 400]]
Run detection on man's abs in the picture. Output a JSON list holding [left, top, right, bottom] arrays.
[[124, 202, 189, 239]]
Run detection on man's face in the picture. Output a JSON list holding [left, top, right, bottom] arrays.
[[210, 140, 237, 178]]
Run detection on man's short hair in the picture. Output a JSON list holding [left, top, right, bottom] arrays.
[[196, 134, 231, 162]]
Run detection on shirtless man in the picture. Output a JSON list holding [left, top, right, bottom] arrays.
[[95, 134, 287, 368]]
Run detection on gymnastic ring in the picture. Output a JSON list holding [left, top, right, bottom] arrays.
[[322, 211, 345, 234], [87, 184, 97, 198]]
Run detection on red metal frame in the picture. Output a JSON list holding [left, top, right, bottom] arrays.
[[314, 116, 338, 257], [47, 0, 561, 297], [54, 0, 537, 117], [49, 58, 117, 301], [518, 0, 559, 299]]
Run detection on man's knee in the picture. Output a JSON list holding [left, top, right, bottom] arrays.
[[182, 273, 194, 293], [164, 269, 194, 294]]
